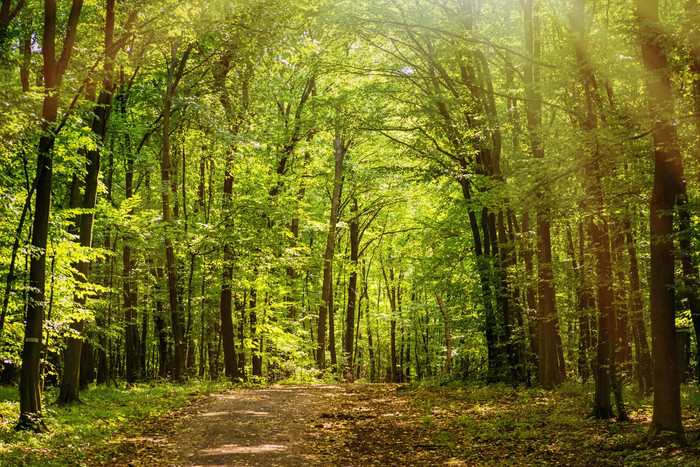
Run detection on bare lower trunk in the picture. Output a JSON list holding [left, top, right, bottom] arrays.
[[317, 133, 346, 370], [636, 0, 684, 440], [435, 293, 452, 374]]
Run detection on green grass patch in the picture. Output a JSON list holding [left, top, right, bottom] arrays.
[[0, 380, 231, 466], [400, 382, 700, 465]]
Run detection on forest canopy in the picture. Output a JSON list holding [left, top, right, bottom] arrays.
[[0, 0, 698, 442]]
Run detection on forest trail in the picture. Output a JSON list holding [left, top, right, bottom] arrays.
[[103, 382, 700, 466], [163, 384, 334, 466], [117, 383, 451, 466]]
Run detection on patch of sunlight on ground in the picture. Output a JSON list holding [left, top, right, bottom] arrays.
[[232, 410, 270, 416], [201, 444, 287, 455]]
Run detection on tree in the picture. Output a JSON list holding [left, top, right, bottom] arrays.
[[17, 0, 84, 431], [569, 0, 627, 421], [522, 0, 563, 389], [159, 42, 192, 381], [57, 0, 137, 405], [635, 0, 685, 440], [317, 130, 347, 371]]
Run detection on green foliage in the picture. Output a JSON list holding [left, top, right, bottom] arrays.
[[0, 0, 698, 451], [0, 381, 231, 465]]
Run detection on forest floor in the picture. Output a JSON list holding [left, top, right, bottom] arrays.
[[102, 382, 700, 466]]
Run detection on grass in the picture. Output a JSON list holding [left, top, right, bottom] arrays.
[[0, 380, 231, 466], [403, 382, 700, 465], [3, 379, 700, 466]]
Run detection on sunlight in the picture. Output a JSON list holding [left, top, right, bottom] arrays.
[[232, 410, 270, 417], [200, 444, 287, 455]]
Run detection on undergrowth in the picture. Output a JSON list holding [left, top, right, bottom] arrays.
[[0, 380, 231, 466]]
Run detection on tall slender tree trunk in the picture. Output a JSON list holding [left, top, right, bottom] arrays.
[[250, 288, 262, 378], [435, 292, 452, 374], [570, 0, 624, 419], [160, 43, 192, 381], [18, 0, 83, 431], [212, 54, 249, 381], [381, 264, 399, 383], [57, 0, 133, 404], [96, 234, 115, 384], [624, 216, 653, 392], [219, 233, 238, 378], [217, 147, 238, 381], [123, 241, 139, 384], [683, 0, 700, 384], [236, 294, 247, 380], [636, 0, 685, 440], [520, 212, 540, 380], [611, 225, 632, 375], [317, 133, 346, 370], [523, 0, 562, 389], [343, 198, 359, 381]]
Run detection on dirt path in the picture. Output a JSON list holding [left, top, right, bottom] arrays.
[[109, 383, 700, 466], [111, 383, 450, 466], [162, 385, 342, 466]]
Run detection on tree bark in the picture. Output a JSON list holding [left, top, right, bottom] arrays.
[[569, 0, 623, 419], [435, 292, 452, 374], [317, 132, 346, 370], [160, 43, 192, 381], [624, 217, 653, 392], [18, 0, 83, 431], [212, 52, 249, 381], [523, 0, 563, 389], [636, 0, 685, 440], [343, 198, 359, 381], [381, 264, 399, 383], [250, 288, 262, 378]]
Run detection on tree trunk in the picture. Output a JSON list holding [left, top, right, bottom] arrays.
[[569, 0, 622, 419], [160, 43, 192, 381], [218, 147, 238, 380], [611, 224, 632, 376], [522, 0, 562, 389], [96, 235, 115, 384], [625, 217, 653, 392], [435, 292, 452, 374], [636, 0, 685, 440], [565, 221, 592, 383], [317, 132, 346, 370], [520, 212, 540, 381], [57, 0, 125, 404], [123, 242, 139, 384], [236, 294, 247, 380], [250, 288, 262, 378], [219, 241, 238, 379], [343, 198, 359, 381], [18, 0, 83, 431]]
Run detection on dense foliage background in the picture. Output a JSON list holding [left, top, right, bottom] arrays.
[[0, 0, 698, 440]]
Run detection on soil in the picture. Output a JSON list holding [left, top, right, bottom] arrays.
[[104, 383, 700, 466], [109, 383, 448, 466], [163, 384, 338, 466]]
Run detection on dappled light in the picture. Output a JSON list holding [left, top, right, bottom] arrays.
[[200, 444, 288, 455], [1, 0, 700, 464]]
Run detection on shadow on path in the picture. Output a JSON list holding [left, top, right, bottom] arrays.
[[165, 385, 343, 466]]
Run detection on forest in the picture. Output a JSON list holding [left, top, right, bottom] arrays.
[[1, 0, 700, 464]]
